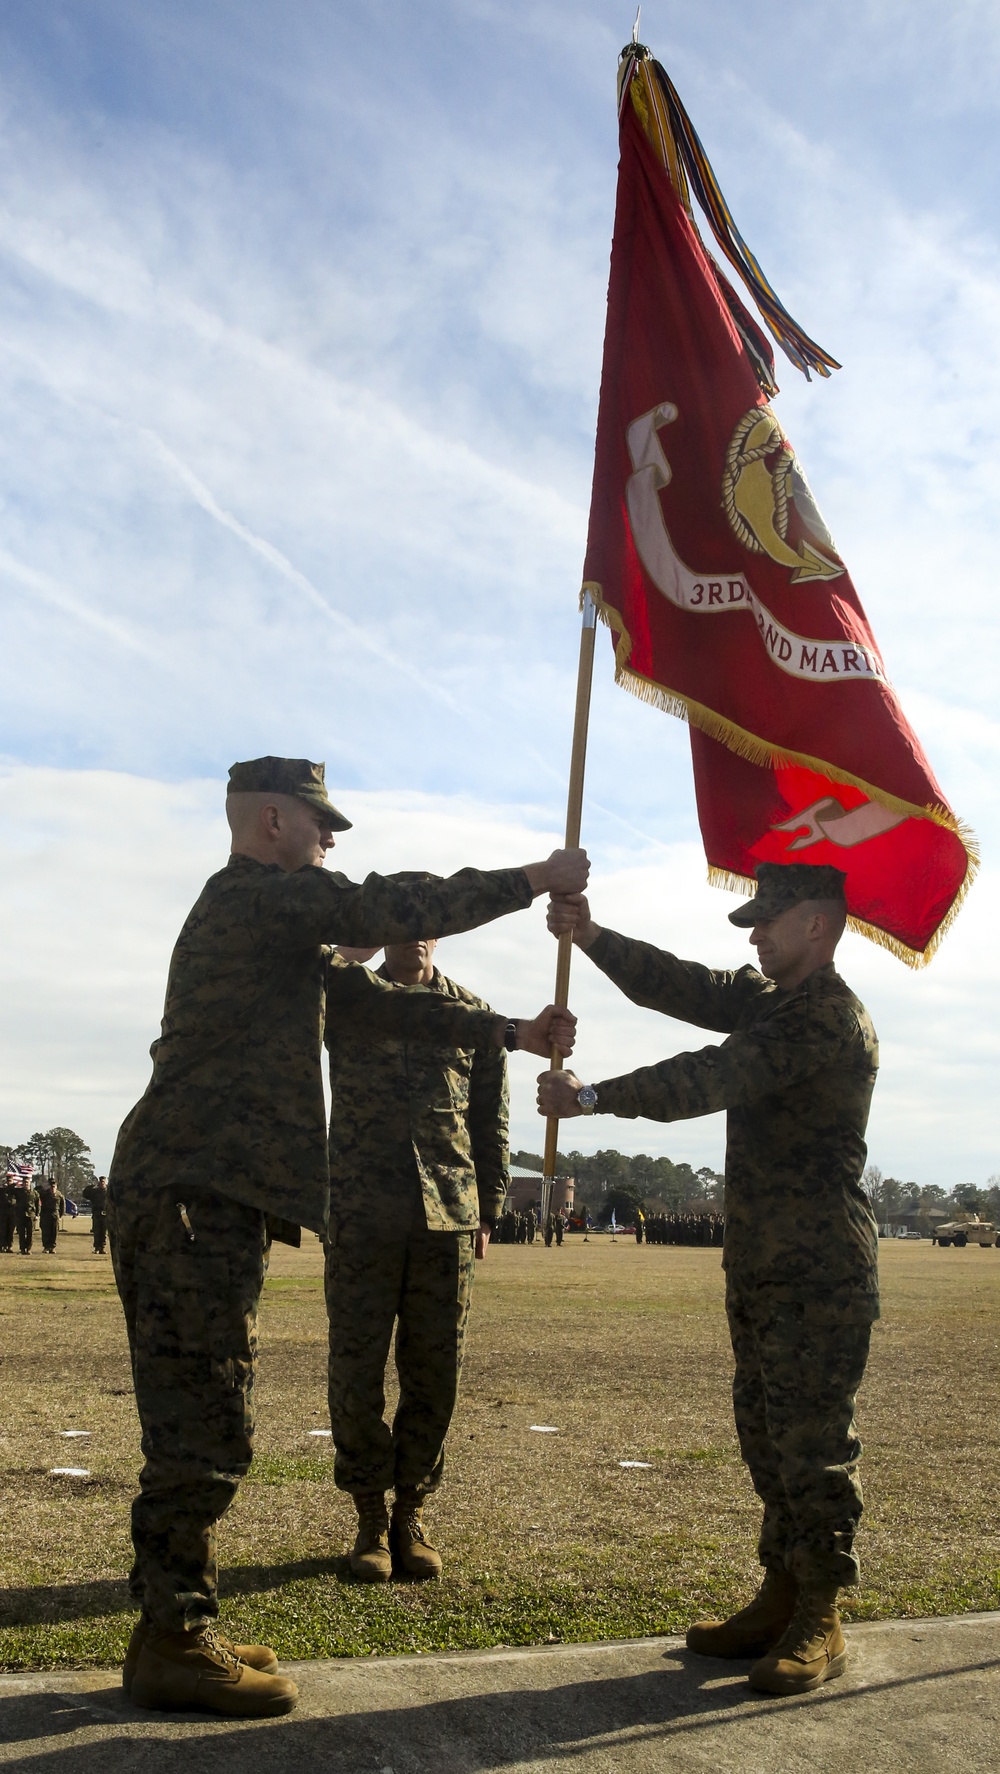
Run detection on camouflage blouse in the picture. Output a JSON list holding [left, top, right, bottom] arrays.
[[326, 961, 510, 1232], [110, 856, 530, 1233], [587, 930, 880, 1312]]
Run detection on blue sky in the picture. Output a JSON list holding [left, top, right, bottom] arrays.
[[1, 1, 998, 1181]]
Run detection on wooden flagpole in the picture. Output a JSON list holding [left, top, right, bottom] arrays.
[[540, 589, 597, 1226]]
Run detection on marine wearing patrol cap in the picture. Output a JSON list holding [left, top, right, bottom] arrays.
[[728, 861, 847, 928], [227, 756, 352, 832]]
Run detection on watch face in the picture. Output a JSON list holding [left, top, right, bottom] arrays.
[[577, 1085, 598, 1110]]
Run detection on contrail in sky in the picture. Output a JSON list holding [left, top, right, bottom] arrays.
[[0, 547, 161, 661], [137, 427, 467, 713]]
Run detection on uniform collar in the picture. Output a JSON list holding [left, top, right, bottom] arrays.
[[769, 960, 841, 998], [226, 853, 279, 873], [377, 961, 444, 992]]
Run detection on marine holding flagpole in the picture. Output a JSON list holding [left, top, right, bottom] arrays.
[[534, 34, 977, 1696], [107, 756, 586, 1719], [540, 866, 878, 1696]]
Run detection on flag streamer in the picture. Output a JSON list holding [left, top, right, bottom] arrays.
[[619, 46, 840, 385]]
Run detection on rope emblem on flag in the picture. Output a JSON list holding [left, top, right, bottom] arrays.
[[722, 409, 843, 584]]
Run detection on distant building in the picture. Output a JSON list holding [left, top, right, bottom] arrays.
[[505, 1164, 575, 1216], [896, 1203, 950, 1234]]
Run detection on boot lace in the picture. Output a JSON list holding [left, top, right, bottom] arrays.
[[395, 1505, 429, 1543], [356, 1494, 389, 1542], [200, 1625, 243, 1670], [778, 1589, 833, 1659]]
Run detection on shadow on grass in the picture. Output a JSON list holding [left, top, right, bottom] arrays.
[[0, 1559, 351, 1628], [2, 1651, 1000, 1768]]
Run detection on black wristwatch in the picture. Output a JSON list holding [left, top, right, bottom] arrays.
[[503, 1019, 519, 1052], [577, 1084, 598, 1114]]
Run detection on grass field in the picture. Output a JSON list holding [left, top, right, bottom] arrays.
[[1, 1221, 999, 1670]]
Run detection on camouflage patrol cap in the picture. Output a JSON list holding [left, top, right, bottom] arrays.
[[226, 757, 352, 831], [728, 861, 848, 927]]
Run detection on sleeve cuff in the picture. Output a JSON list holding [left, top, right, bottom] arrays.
[[592, 1075, 641, 1118], [586, 927, 615, 968], [477, 1178, 509, 1223]]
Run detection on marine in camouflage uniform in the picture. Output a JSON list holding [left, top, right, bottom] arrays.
[[325, 937, 510, 1578], [82, 1176, 110, 1253], [13, 1181, 38, 1254], [108, 754, 584, 1716], [38, 1183, 65, 1254], [540, 862, 878, 1696], [0, 1174, 17, 1252]]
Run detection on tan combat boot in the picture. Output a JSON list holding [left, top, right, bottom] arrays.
[[390, 1491, 443, 1580], [122, 1618, 279, 1697], [686, 1568, 798, 1658], [350, 1491, 393, 1582], [130, 1623, 298, 1716], [748, 1584, 847, 1694]]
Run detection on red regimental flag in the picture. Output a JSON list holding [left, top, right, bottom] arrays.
[[583, 51, 975, 965]]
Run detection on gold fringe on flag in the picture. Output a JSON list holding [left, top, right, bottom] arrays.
[[582, 579, 979, 968]]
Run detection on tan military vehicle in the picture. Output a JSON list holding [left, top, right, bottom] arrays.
[[933, 1215, 999, 1249]]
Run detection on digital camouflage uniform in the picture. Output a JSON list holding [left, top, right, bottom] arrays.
[[82, 1179, 109, 1253], [585, 927, 879, 1588], [0, 1178, 17, 1252], [108, 850, 531, 1631], [324, 957, 509, 1498], [14, 1185, 38, 1254], [38, 1186, 65, 1254]]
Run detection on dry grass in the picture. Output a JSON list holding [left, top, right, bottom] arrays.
[[1, 1222, 998, 1669]]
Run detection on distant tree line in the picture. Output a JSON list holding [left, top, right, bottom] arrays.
[[0, 1127, 96, 1198], [861, 1165, 1000, 1229], [511, 1147, 725, 1227], [512, 1148, 1000, 1233]]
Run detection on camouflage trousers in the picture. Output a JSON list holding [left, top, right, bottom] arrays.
[[325, 1188, 476, 1497], [726, 1282, 874, 1589], [108, 1182, 268, 1631]]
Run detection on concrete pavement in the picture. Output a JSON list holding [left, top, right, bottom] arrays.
[[1, 1613, 998, 1773]]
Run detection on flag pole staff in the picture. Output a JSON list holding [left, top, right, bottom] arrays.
[[540, 589, 598, 1225]]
